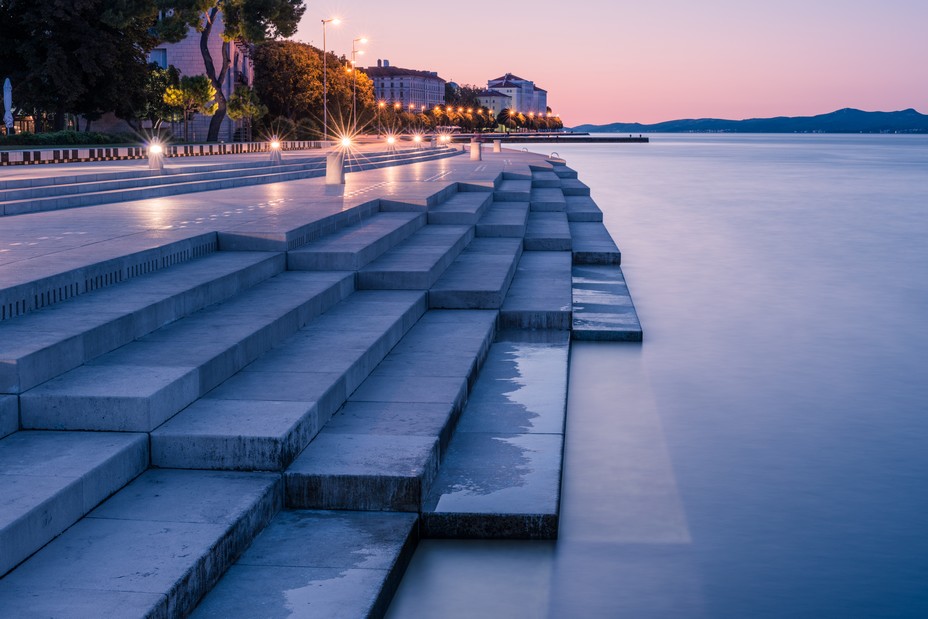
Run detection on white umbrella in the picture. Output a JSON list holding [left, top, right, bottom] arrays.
[[3, 78, 13, 132]]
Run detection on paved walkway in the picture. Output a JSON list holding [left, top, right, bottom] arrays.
[[0, 145, 532, 272]]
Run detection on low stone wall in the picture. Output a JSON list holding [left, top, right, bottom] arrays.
[[0, 140, 331, 166]]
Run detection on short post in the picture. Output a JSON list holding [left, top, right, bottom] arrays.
[[269, 139, 282, 164], [493, 139, 502, 153], [470, 139, 482, 161], [430, 137, 438, 148], [148, 142, 164, 173], [326, 150, 346, 184]]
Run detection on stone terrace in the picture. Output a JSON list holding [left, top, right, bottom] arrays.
[[0, 142, 640, 617]]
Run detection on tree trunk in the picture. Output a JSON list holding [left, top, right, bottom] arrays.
[[54, 107, 66, 131], [200, 9, 231, 143]]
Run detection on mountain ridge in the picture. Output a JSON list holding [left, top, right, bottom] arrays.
[[571, 108, 928, 133]]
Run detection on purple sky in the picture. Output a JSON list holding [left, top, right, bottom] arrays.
[[294, 0, 928, 125]]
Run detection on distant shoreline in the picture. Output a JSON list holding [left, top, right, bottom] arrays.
[[572, 108, 928, 135]]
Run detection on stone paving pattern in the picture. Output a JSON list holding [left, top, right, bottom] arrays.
[[0, 144, 641, 616]]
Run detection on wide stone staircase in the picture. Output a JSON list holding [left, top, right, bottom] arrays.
[[0, 155, 640, 617], [0, 146, 458, 216]]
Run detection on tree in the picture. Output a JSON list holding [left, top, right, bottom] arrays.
[[153, 0, 306, 142], [0, 0, 158, 131], [253, 41, 322, 121], [164, 75, 217, 141], [227, 84, 267, 141]]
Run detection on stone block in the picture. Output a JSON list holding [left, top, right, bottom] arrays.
[[570, 221, 622, 264], [429, 238, 522, 309], [476, 202, 530, 238], [500, 252, 573, 330], [524, 212, 572, 251]]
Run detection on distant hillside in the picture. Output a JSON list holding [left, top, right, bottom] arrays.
[[572, 108, 928, 134]]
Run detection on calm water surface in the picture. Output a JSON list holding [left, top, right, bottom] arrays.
[[387, 135, 928, 618]]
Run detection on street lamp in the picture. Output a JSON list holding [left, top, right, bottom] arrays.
[[351, 36, 367, 126], [321, 17, 341, 140]]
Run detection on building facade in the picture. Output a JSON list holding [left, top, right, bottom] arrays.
[[148, 12, 253, 142], [486, 73, 548, 114], [363, 60, 445, 110], [476, 90, 512, 116]]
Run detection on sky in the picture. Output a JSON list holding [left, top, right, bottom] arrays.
[[293, 0, 928, 125]]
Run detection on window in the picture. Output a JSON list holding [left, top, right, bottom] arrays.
[[149, 49, 167, 69]]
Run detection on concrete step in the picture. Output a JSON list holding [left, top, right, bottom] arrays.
[[560, 178, 591, 196], [570, 221, 622, 264], [524, 212, 572, 251], [476, 202, 530, 238], [191, 510, 417, 618], [500, 251, 573, 330], [493, 179, 531, 202], [1, 251, 284, 394], [285, 310, 498, 512], [530, 187, 567, 212], [0, 158, 325, 202], [0, 469, 281, 618], [287, 212, 425, 271], [150, 290, 426, 471], [531, 170, 561, 188], [0, 148, 460, 217], [427, 191, 493, 225], [0, 430, 148, 577], [19, 271, 354, 432], [429, 238, 523, 309], [565, 195, 604, 222], [357, 224, 474, 290], [552, 166, 579, 179], [422, 330, 569, 539], [1, 231, 219, 322], [0, 396, 15, 439], [572, 265, 643, 341]]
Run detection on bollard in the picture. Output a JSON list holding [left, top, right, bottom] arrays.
[[269, 140, 282, 164], [461, 143, 467, 152], [493, 139, 502, 153], [430, 138, 438, 148], [470, 141, 482, 161], [148, 143, 164, 173], [326, 150, 346, 184]]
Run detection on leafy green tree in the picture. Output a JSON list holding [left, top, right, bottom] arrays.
[[253, 40, 321, 121], [0, 0, 158, 131], [164, 75, 217, 141], [153, 0, 306, 142], [227, 84, 267, 141]]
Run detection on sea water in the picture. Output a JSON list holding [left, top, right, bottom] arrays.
[[386, 135, 928, 618]]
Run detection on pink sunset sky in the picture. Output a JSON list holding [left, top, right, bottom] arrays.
[[294, 0, 928, 126]]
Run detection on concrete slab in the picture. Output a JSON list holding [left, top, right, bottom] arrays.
[[0, 395, 16, 439], [151, 399, 320, 471], [427, 191, 493, 225], [20, 271, 353, 431], [324, 401, 458, 451], [531, 171, 561, 188], [570, 221, 622, 264], [286, 433, 439, 511], [421, 432, 563, 539], [565, 195, 603, 222], [552, 165, 579, 179], [20, 364, 200, 432], [559, 178, 591, 196], [0, 251, 284, 393], [191, 510, 417, 619], [429, 238, 522, 309], [0, 430, 148, 576], [572, 265, 643, 341], [529, 188, 567, 212], [357, 224, 473, 290], [287, 212, 425, 271], [0, 469, 281, 618], [476, 202, 530, 238], [455, 331, 570, 435], [524, 212, 572, 251], [493, 179, 531, 202], [500, 252, 573, 330]]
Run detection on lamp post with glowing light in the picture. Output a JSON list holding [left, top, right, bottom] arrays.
[[351, 37, 367, 126], [269, 137, 282, 164], [148, 141, 164, 172], [321, 17, 341, 140]]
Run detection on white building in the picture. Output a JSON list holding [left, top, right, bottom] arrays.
[[363, 60, 446, 110], [486, 73, 548, 114], [148, 12, 253, 142], [476, 90, 512, 116]]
